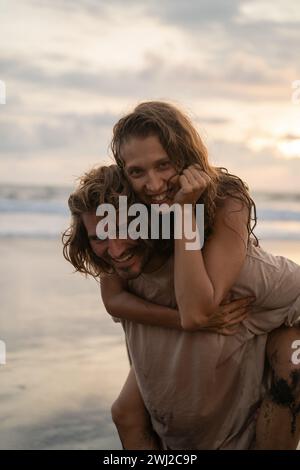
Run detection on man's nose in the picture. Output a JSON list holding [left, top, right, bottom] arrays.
[[145, 171, 165, 193], [107, 239, 127, 259]]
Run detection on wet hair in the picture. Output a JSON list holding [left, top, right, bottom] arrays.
[[111, 101, 258, 244], [62, 164, 171, 278], [62, 165, 135, 278]]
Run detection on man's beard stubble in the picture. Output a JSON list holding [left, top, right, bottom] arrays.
[[115, 243, 152, 280]]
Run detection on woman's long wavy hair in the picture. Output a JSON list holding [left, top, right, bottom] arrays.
[[62, 165, 137, 278], [111, 101, 258, 244]]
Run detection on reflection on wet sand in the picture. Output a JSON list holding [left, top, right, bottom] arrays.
[[1, 239, 299, 449], [0, 239, 128, 449]]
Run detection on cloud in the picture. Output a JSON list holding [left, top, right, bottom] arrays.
[[0, 52, 290, 104], [0, 122, 37, 154], [209, 138, 300, 192], [1, 0, 300, 190], [195, 116, 231, 125], [30, 0, 242, 27], [29, 0, 109, 16], [145, 0, 243, 28], [0, 111, 117, 155], [280, 134, 300, 141]]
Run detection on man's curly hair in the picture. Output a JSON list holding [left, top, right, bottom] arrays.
[[62, 165, 137, 277]]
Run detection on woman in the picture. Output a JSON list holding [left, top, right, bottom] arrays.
[[67, 102, 300, 449]]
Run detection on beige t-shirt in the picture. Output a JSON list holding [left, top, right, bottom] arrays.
[[123, 241, 300, 449]]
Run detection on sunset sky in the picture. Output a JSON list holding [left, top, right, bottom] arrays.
[[1, 0, 300, 191]]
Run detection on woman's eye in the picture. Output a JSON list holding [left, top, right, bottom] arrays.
[[158, 161, 171, 169], [129, 169, 143, 177]]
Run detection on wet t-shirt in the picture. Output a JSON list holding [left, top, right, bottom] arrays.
[[123, 241, 300, 449]]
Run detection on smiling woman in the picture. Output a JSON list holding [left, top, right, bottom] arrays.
[[102, 101, 300, 450], [120, 135, 178, 205]]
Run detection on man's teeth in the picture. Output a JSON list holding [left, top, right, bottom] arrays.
[[113, 253, 134, 262], [151, 193, 168, 202]]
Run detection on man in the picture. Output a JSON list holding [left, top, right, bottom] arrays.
[[63, 165, 300, 450]]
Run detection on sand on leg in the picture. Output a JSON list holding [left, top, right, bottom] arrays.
[[256, 325, 300, 449]]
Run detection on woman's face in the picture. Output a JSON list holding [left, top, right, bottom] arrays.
[[121, 135, 178, 205]]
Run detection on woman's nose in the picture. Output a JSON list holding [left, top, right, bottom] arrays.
[[145, 171, 165, 193]]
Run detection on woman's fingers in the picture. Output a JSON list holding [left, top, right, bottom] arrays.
[[221, 292, 234, 305], [225, 310, 248, 326], [222, 296, 254, 312], [208, 324, 240, 335], [219, 325, 240, 336], [184, 167, 210, 189], [182, 169, 200, 191], [174, 165, 211, 204], [179, 174, 193, 192], [188, 165, 211, 184]]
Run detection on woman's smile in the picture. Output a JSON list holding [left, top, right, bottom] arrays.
[[121, 135, 178, 205]]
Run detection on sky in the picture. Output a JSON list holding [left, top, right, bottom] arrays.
[[1, 0, 300, 192]]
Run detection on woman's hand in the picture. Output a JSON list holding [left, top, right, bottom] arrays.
[[196, 295, 255, 335], [173, 164, 211, 205]]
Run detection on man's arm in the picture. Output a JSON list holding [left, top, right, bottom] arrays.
[[100, 273, 182, 329], [100, 272, 251, 333]]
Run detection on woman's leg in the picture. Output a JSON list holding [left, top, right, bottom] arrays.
[[111, 367, 162, 450], [256, 325, 300, 449]]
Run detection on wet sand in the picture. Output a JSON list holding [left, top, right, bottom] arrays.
[[0, 238, 299, 449], [0, 238, 128, 449]]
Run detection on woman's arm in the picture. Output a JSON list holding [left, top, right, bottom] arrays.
[[100, 270, 251, 332], [174, 166, 249, 330], [100, 273, 182, 329]]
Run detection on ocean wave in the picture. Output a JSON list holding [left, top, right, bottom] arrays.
[[0, 185, 300, 240], [0, 198, 69, 215], [256, 208, 300, 222]]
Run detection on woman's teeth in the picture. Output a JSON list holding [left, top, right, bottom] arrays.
[[151, 193, 168, 203]]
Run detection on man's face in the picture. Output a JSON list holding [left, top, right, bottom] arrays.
[[82, 212, 149, 279]]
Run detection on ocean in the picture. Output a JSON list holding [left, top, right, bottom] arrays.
[[1, 184, 300, 241], [1, 184, 300, 450]]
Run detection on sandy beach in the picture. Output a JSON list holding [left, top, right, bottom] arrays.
[[1, 237, 300, 449], [0, 238, 129, 450]]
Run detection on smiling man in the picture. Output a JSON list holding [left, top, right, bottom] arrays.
[[63, 164, 300, 450], [83, 210, 151, 280]]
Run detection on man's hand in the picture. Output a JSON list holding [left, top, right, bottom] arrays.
[[196, 295, 255, 335]]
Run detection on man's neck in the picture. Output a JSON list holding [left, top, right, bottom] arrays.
[[142, 252, 169, 274]]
